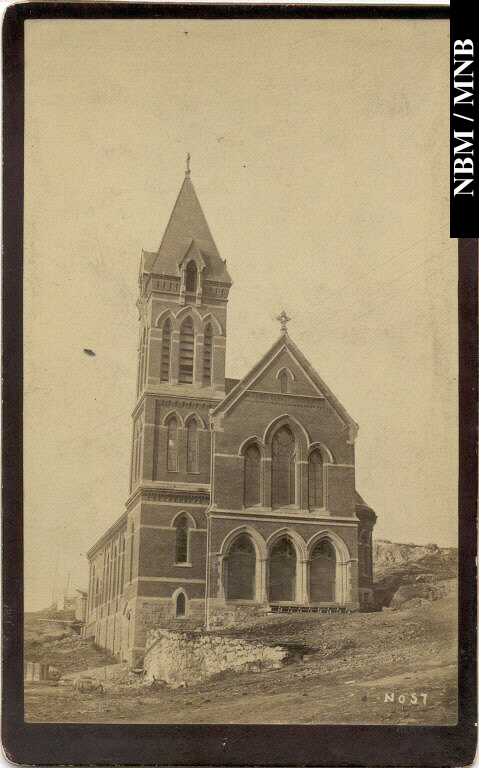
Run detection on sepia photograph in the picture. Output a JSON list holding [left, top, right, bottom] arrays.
[[19, 12, 460, 730]]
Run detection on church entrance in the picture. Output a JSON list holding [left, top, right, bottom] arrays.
[[268, 537, 296, 602], [310, 540, 336, 602]]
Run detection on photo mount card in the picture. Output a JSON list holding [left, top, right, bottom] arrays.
[[2, 3, 477, 766]]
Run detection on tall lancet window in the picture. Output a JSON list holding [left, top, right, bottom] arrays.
[[203, 323, 213, 385], [308, 450, 324, 508], [166, 415, 179, 471], [271, 426, 296, 507], [186, 418, 199, 473], [179, 318, 195, 384], [161, 319, 171, 382], [185, 261, 197, 293], [175, 514, 189, 563], [244, 444, 261, 507], [279, 370, 288, 393]]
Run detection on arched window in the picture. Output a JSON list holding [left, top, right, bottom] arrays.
[[185, 261, 197, 293], [271, 426, 296, 508], [119, 536, 125, 595], [175, 514, 189, 564], [105, 553, 111, 604], [103, 555, 108, 604], [308, 450, 323, 508], [244, 444, 261, 507], [226, 535, 256, 600], [176, 592, 186, 617], [179, 318, 194, 384], [268, 537, 296, 602], [166, 416, 178, 471], [203, 323, 212, 385], [310, 540, 336, 602], [112, 546, 118, 599], [161, 319, 171, 382], [129, 524, 135, 584], [279, 370, 288, 393], [186, 418, 199, 473]]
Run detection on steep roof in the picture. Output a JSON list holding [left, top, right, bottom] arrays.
[[213, 332, 358, 441], [147, 175, 232, 284]]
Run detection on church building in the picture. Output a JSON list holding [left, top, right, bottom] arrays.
[[83, 164, 377, 665]]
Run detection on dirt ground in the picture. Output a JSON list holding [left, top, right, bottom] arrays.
[[24, 580, 457, 725]]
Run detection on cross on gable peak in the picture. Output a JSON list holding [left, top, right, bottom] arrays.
[[276, 310, 291, 335]]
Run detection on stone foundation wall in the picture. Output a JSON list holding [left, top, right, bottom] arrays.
[[144, 629, 287, 687], [206, 599, 271, 630], [131, 597, 205, 651]]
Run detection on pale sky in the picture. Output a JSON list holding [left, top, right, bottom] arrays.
[[24, 18, 455, 611]]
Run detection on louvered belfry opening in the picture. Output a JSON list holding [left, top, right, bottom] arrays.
[[226, 535, 256, 600], [160, 319, 171, 382], [268, 537, 296, 602], [271, 425, 296, 507], [310, 539, 336, 602], [185, 261, 197, 293], [179, 317, 195, 383], [203, 323, 212, 385]]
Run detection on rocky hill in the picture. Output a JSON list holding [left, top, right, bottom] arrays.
[[372, 539, 457, 610], [24, 606, 116, 673]]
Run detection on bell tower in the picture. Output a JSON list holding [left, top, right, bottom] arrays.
[[129, 159, 232, 493]]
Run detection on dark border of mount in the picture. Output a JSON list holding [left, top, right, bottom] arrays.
[[2, 4, 477, 766]]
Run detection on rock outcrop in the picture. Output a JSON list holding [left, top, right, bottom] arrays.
[[372, 540, 457, 610]]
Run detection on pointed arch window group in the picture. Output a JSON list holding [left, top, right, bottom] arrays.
[[164, 413, 201, 474], [242, 426, 327, 510], [90, 529, 128, 620]]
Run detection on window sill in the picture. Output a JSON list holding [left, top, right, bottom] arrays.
[[174, 562, 193, 567]]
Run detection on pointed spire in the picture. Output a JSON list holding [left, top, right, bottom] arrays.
[[150, 166, 232, 285]]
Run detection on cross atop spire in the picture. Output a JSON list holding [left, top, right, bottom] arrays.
[[185, 152, 191, 177], [276, 310, 291, 335]]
